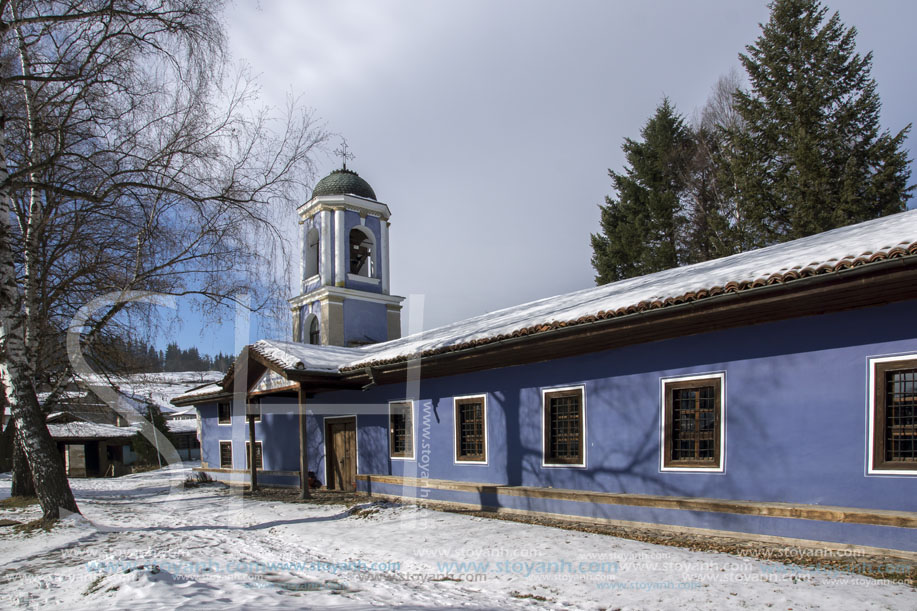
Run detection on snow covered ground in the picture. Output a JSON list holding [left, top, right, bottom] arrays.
[[0, 468, 914, 610]]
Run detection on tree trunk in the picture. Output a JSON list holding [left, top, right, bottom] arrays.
[[7, 390, 77, 517], [10, 428, 36, 498], [0, 113, 79, 519]]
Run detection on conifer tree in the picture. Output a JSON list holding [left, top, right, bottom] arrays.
[[726, 0, 912, 246], [591, 99, 692, 283]]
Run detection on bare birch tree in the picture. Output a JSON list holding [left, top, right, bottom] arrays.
[[1, 0, 325, 519]]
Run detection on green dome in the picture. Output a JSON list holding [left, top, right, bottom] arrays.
[[312, 168, 376, 200]]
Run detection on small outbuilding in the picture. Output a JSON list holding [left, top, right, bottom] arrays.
[[47, 413, 136, 477]]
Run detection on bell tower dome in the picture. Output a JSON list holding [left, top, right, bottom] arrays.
[[289, 166, 404, 346]]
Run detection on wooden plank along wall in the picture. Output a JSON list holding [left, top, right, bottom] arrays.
[[356, 475, 917, 529]]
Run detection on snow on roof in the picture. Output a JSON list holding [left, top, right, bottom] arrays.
[[167, 405, 198, 418], [174, 209, 917, 402], [36, 390, 91, 404], [251, 341, 366, 373], [166, 419, 198, 434], [76, 371, 224, 413], [345, 210, 917, 370], [260, 210, 917, 373], [47, 421, 138, 441], [176, 382, 226, 401]]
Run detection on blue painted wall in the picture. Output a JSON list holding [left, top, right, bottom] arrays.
[[305, 300, 917, 513], [198, 396, 300, 484], [343, 299, 388, 346], [196, 299, 917, 548]]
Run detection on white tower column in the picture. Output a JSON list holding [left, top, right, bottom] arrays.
[[380, 220, 390, 294], [334, 208, 346, 286], [320, 209, 332, 286], [298, 218, 306, 291]]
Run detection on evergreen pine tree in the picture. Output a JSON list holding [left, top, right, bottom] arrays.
[[591, 99, 693, 284], [682, 123, 737, 263], [726, 0, 912, 246], [164, 343, 181, 371]]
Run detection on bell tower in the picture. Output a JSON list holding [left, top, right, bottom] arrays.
[[289, 165, 404, 346]]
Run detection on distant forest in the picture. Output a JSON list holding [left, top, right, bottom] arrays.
[[104, 339, 234, 373]]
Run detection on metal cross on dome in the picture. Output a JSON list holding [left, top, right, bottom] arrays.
[[334, 139, 355, 170]]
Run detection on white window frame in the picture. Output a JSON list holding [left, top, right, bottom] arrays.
[[348, 225, 377, 278], [219, 440, 233, 469], [453, 394, 488, 465], [867, 354, 917, 476], [541, 385, 587, 468], [659, 372, 726, 473], [388, 400, 415, 461], [217, 401, 231, 426]]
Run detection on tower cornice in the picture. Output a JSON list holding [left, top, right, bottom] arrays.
[[297, 194, 391, 221], [288, 285, 405, 310]]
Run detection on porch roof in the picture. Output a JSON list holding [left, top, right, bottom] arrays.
[[48, 421, 138, 442]]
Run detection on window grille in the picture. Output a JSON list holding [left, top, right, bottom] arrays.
[[245, 441, 263, 470], [544, 389, 583, 465], [885, 368, 917, 462], [389, 402, 413, 458], [456, 398, 485, 461], [663, 376, 722, 469], [219, 441, 232, 469]]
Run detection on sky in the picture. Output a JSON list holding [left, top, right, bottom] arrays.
[[166, 0, 917, 357]]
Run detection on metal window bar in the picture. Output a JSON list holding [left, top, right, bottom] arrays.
[[886, 369, 917, 462], [219, 442, 232, 469], [390, 405, 412, 456], [458, 401, 484, 459], [672, 386, 716, 462], [550, 395, 581, 460], [245, 442, 263, 469]]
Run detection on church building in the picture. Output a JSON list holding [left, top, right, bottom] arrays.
[[174, 166, 917, 556]]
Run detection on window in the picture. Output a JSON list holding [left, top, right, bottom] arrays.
[[248, 398, 261, 423], [455, 395, 486, 463], [309, 316, 320, 345], [305, 227, 320, 279], [389, 401, 414, 459], [245, 441, 263, 470], [218, 402, 231, 425], [661, 374, 725, 471], [349, 227, 374, 277], [870, 357, 917, 473], [219, 441, 233, 469], [543, 387, 585, 466]]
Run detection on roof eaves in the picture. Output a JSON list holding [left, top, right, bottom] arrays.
[[339, 242, 917, 373]]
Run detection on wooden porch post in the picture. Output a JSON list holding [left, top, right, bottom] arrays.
[[298, 383, 310, 499], [248, 414, 258, 492]]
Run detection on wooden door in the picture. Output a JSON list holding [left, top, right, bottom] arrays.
[[66, 444, 86, 477], [325, 418, 357, 491]]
